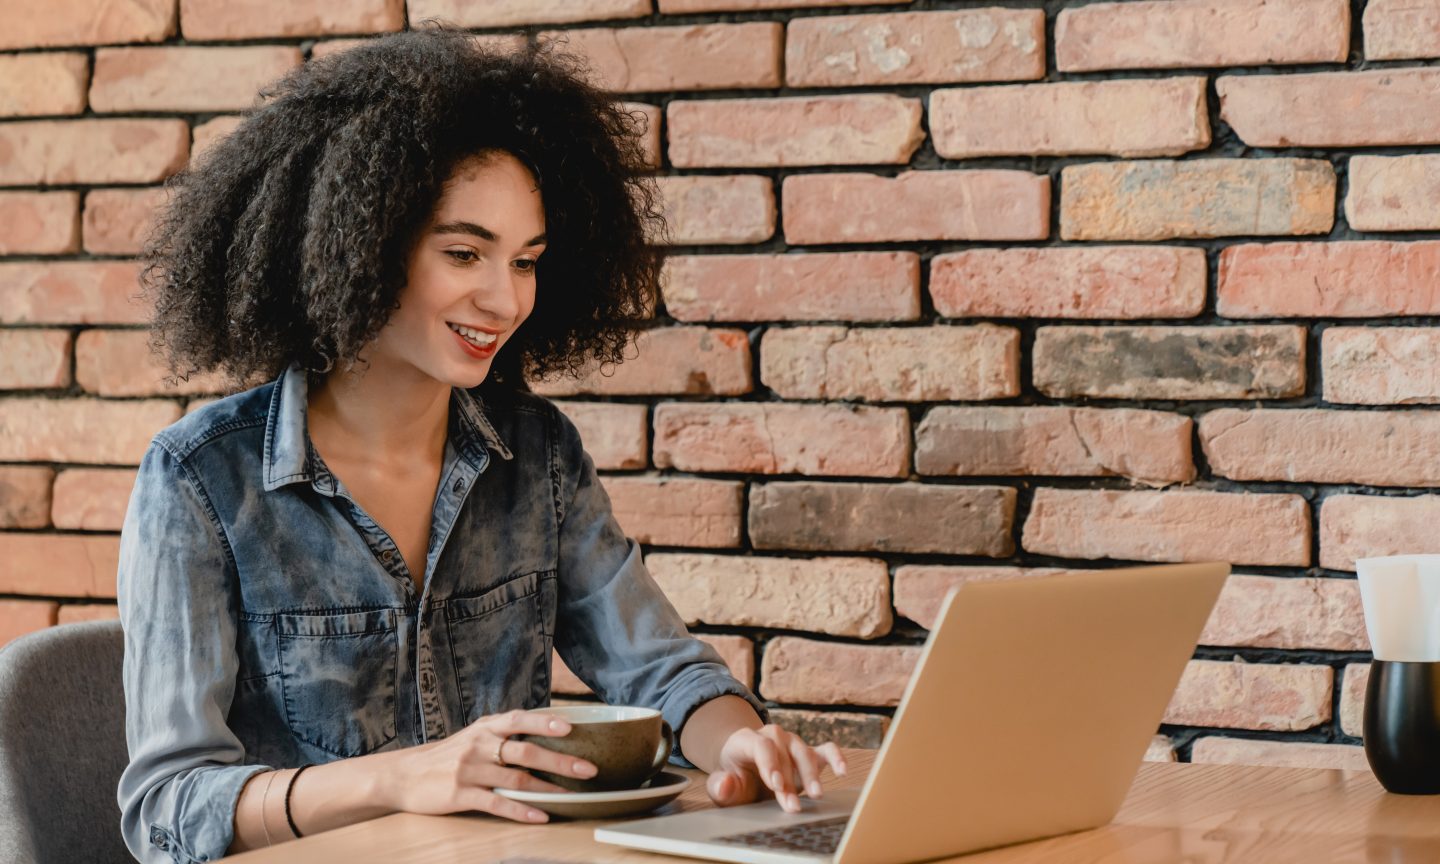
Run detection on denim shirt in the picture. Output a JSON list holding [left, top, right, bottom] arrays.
[[116, 363, 764, 863]]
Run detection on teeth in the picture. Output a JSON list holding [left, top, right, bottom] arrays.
[[448, 323, 497, 346]]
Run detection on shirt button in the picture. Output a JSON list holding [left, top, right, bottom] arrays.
[[149, 827, 169, 850], [380, 549, 394, 563], [452, 477, 465, 493]]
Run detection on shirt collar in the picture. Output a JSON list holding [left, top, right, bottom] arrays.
[[262, 363, 513, 494]]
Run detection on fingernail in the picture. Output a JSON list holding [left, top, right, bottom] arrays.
[[808, 781, 822, 797], [549, 720, 569, 733], [529, 810, 547, 822], [770, 770, 783, 789], [789, 794, 801, 811], [576, 761, 597, 777]]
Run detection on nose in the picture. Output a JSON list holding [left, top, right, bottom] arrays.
[[473, 261, 522, 325]]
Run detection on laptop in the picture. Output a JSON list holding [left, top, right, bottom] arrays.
[[595, 561, 1229, 864]]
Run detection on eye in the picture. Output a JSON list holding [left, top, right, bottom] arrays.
[[445, 249, 478, 263], [513, 258, 539, 274]]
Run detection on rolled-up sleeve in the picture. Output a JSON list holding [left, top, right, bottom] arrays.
[[548, 407, 768, 767], [116, 441, 269, 863]]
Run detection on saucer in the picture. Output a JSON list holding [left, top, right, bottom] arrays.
[[494, 771, 691, 820]]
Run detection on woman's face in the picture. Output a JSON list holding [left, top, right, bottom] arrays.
[[370, 150, 546, 389]]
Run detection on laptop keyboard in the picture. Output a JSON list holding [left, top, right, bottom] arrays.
[[715, 816, 849, 855]]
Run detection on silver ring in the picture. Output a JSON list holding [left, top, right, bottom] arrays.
[[494, 737, 510, 767]]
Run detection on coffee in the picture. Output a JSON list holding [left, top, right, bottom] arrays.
[[520, 705, 673, 793]]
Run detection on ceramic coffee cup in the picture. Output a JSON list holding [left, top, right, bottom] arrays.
[[520, 705, 673, 793]]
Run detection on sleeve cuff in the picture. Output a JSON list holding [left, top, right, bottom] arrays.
[[663, 674, 770, 770]]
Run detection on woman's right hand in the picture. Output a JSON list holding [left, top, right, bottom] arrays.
[[387, 709, 598, 823]]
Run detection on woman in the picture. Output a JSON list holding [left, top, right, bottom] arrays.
[[117, 27, 844, 863]]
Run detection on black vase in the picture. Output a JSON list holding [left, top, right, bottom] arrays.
[[1364, 660, 1440, 794]]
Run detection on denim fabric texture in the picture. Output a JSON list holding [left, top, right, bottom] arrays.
[[116, 363, 765, 863]]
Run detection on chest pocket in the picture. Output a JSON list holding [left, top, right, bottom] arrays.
[[276, 608, 399, 758], [444, 570, 558, 724]]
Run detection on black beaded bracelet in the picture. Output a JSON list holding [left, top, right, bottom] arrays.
[[285, 764, 313, 839]]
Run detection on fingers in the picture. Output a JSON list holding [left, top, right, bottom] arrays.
[[486, 708, 572, 738], [787, 736, 827, 800], [816, 741, 848, 778], [498, 738, 598, 782], [755, 729, 801, 813], [459, 787, 549, 824]]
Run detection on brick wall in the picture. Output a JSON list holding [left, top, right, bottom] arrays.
[[5, 0, 1431, 771]]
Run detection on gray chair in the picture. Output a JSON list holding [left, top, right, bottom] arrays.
[[0, 619, 132, 864]]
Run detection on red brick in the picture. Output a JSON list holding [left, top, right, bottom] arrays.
[[1323, 328, 1440, 405], [1147, 735, 1177, 763], [647, 553, 892, 639], [1201, 574, 1367, 651], [554, 402, 647, 471], [750, 482, 1016, 557], [1165, 660, 1333, 731], [0, 261, 148, 325], [768, 709, 889, 750], [786, 9, 1044, 87], [654, 177, 774, 246], [599, 476, 742, 548], [410, 0, 648, 27], [0, 191, 80, 255], [930, 246, 1206, 320], [668, 96, 923, 168], [542, 23, 780, 93], [1220, 70, 1440, 148], [0, 533, 121, 598], [56, 604, 120, 625], [1218, 241, 1440, 318], [893, 565, 1065, 629], [660, 0, 906, 10], [1061, 159, 1335, 241], [626, 102, 662, 170], [761, 637, 919, 706], [0, 119, 188, 185], [75, 329, 229, 397], [180, 0, 403, 39], [1033, 326, 1306, 401], [0, 52, 89, 116], [762, 325, 1018, 403], [1190, 738, 1368, 771], [0, 398, 180, 464], [191, 115, 244, 164], [1056, 0, 1349, 72], [51, 468, 137, 531], [0, 329, 71, 390], [1202, 408, 1440, 487], [934, 78, 1209, 159], [782, 171, 1049, 244], [0, 0, 175, 50], [82, 187, 167, 255], [1319, 494, 1440, 572], [0, 466, 54, 529], [0, 600, 57, 648], [1023, 489, 1311, 567], [664, 252, 918, 323], [531, 327, 751, 397], [1345, 156, 1440, 232], [1340, 663, 1368, 737], [915, 406, 1195, 487], [1366, 0, 1440, 60], [653, 403, 909, 478], [91, 46, 300, 113]]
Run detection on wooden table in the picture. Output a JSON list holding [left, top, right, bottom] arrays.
[[232, 749, 1440, 863]]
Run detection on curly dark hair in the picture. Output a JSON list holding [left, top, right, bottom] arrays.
[[141, 25, 664, 393]]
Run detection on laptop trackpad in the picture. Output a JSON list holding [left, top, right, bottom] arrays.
[[604, 788, 862, 841]]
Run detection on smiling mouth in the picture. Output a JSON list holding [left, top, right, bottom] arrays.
[[448, 322, 499, 348]]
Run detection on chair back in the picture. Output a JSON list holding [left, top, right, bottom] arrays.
[[0, 620, 131, 864]]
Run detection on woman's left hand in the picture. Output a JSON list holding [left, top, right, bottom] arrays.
[[705, 724, 847, 812]]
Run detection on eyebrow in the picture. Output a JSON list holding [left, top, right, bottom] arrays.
[[431, 220, 546, 247]]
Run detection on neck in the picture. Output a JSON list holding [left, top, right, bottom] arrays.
[[306, 359, 450, 466]]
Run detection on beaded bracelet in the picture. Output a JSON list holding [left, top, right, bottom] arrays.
[[285, 764, 314, 839]]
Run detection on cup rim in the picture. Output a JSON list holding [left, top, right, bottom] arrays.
[[534, 705, 661, 724]]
